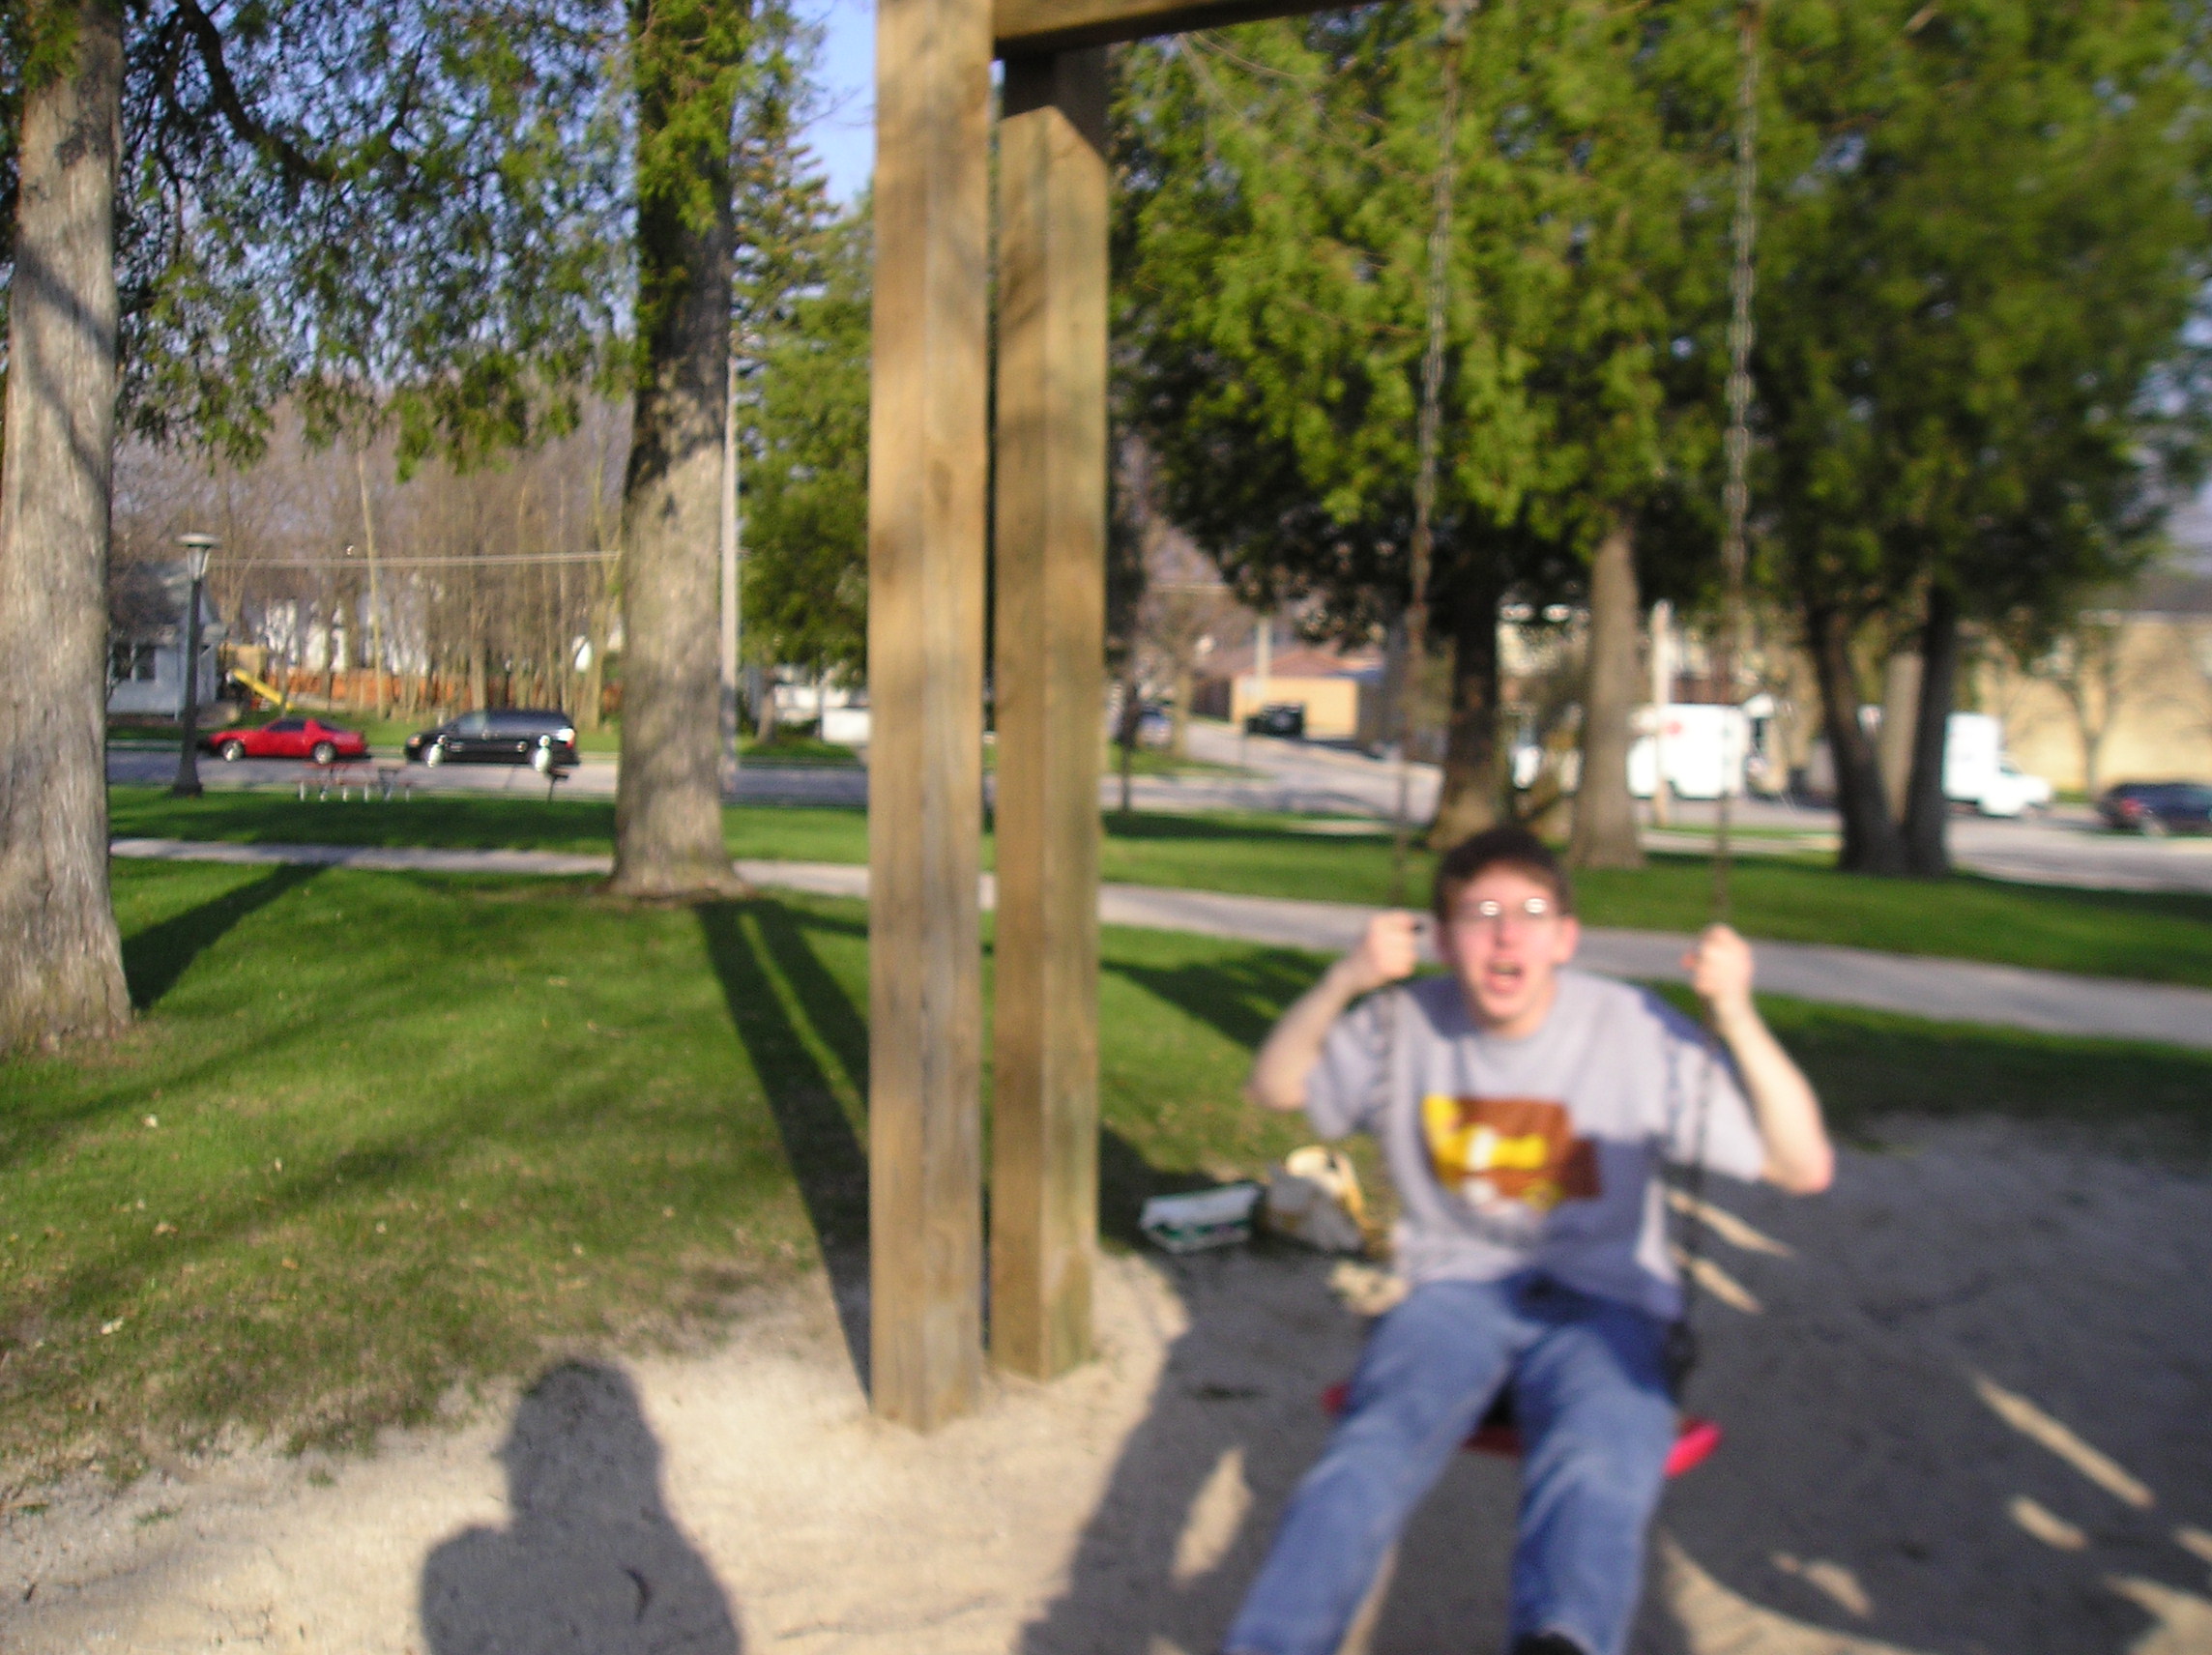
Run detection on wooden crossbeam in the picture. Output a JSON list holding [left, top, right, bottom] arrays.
[[996, 0, 1344, 55]]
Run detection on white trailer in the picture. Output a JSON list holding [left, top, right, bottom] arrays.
[[1628, 703, 1750, 801]]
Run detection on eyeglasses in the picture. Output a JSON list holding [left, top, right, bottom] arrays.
[[1453, 895, 1557, 926]]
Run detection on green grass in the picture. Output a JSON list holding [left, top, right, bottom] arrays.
[[3, 859, 2207, 1483], [104, 787, 2212, 987], [110, 786, 871, 865], [0, 861, 1308, 1482]]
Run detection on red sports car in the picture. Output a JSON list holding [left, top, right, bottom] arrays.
[[203, 716, 369, 765]]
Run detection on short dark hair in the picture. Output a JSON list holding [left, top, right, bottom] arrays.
[[1431, 825, 1576, 921]]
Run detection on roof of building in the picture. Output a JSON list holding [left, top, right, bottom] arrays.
[[2128, 567, 2212, 618], [1200, 639, 1385, 681], [110, 559, 226, 643]]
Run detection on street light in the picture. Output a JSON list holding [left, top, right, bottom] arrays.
[[172, 534, 218, 798]]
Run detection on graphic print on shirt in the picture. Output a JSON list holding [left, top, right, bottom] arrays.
[[1421, 1094, 1600, 1230]]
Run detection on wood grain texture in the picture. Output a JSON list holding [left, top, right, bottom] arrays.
[[994, 0, 1342, 55], [989, 50, 1111, 1381], [866, 0, 994, 1429]]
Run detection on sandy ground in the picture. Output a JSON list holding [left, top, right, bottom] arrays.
[[5, 1118, 2209, 1655]]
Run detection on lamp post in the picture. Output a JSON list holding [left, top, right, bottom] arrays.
[[172, 534, 218, 798]]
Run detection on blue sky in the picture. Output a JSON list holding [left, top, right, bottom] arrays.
[[800, 0, 876, 203]]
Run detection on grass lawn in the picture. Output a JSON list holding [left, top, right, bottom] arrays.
[[5, 859, 2210, 1488], [105, 787, 2212, 987]]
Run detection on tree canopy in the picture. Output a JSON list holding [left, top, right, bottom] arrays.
[[1749, 0, 2212, 871], [1113, 0, 1735, 838], [2, 1, 630, 469]]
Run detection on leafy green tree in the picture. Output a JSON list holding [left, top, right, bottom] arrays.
[[1114, 1, 1731, 851], [2, 0, 626, 1051], [742, 197, 870, 680], [1749, 0, 2212, 875]]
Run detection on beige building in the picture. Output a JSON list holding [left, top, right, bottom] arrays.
[[1193, 641, 1384, 740], [1976, 569, 2212, 795]]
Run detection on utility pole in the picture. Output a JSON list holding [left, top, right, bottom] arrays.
[[355, 450, 388, 721], [1650, 599, 1673, 828], [720, 342, 742, 780]]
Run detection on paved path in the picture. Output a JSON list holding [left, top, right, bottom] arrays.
[[110, 837, 2212, 1050]]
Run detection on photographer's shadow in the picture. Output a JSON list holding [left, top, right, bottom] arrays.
[[422, 1362, 741, 1655]]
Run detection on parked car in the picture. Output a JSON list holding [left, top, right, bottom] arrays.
[[2097, 781, 2212, 836], [204, 715, 367, 766], [1133, 702, 1175, 749], [1243, 702, 1306, 739], [406, 708, 579, 771]]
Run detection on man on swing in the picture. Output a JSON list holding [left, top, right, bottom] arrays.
[[1224, 825, 1833, 1655]]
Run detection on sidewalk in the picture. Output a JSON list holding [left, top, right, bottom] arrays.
[[110, 837, 2212, 1051]]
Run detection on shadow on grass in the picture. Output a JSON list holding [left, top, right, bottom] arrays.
[[697, 898, 873, 1389], [1104, 812, 1348, 846], [121, 861, 325, 1009], [1102, 947, 1323, 1055]]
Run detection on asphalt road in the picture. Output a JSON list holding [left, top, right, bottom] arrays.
[[108, 732, 2212, 894]]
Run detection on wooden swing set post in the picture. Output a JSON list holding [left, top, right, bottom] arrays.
[[868, 0, 1366, 1428], [990, 47, 1112, 1381]]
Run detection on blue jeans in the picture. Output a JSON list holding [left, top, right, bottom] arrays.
[[1223, 1275, 1675, 1655]]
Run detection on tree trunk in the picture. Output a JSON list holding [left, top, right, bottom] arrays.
[[1902, 584, 1960, 879], [611, 0, 749, 898], [1566, 517, 1644, 869], [0, 3, 131, 1053], [1806, 600, 1908, 875], [1429, 561, 1503, 847], [1876, 646, 1920, 822]]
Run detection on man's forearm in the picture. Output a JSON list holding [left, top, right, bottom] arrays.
[[1712, 999, 1833, 1194], [1245, 959, 1369, 1113]]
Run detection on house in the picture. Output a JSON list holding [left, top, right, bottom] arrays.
[[1978, 566, 2212, 793], [107, 560, 227, 718], [1190, 637, 1385, 740]]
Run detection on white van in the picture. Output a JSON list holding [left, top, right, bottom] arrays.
[[1944, 712, 2052, 817], [1627, 704, 1750, 801]]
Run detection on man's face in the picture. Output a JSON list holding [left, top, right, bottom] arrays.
[[1437, 865, 1580, 1035]]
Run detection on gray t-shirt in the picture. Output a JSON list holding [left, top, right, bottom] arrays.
[[1305, 969, 1765, 1320]]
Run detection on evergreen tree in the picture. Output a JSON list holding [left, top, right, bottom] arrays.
[[1114, 1, 1729, 849], [1750, 0, 2212, 875], [743, 197, 870, 679]]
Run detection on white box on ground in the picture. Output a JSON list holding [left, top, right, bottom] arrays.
[[1140, 1183, 1264, 1254]]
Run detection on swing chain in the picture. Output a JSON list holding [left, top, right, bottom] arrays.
[[1389, 0, 1475, 908], [1712, 0, 1762, 925], [1675, 0, 1765, 1405]]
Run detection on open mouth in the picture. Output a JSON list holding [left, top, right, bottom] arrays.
[[1481, 960, 1526, 997]]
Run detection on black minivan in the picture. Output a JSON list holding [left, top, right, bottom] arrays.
[[406, 708, 580, 770]]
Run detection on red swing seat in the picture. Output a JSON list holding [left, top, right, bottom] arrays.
[[1319, 1382, 1723, 1478]]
